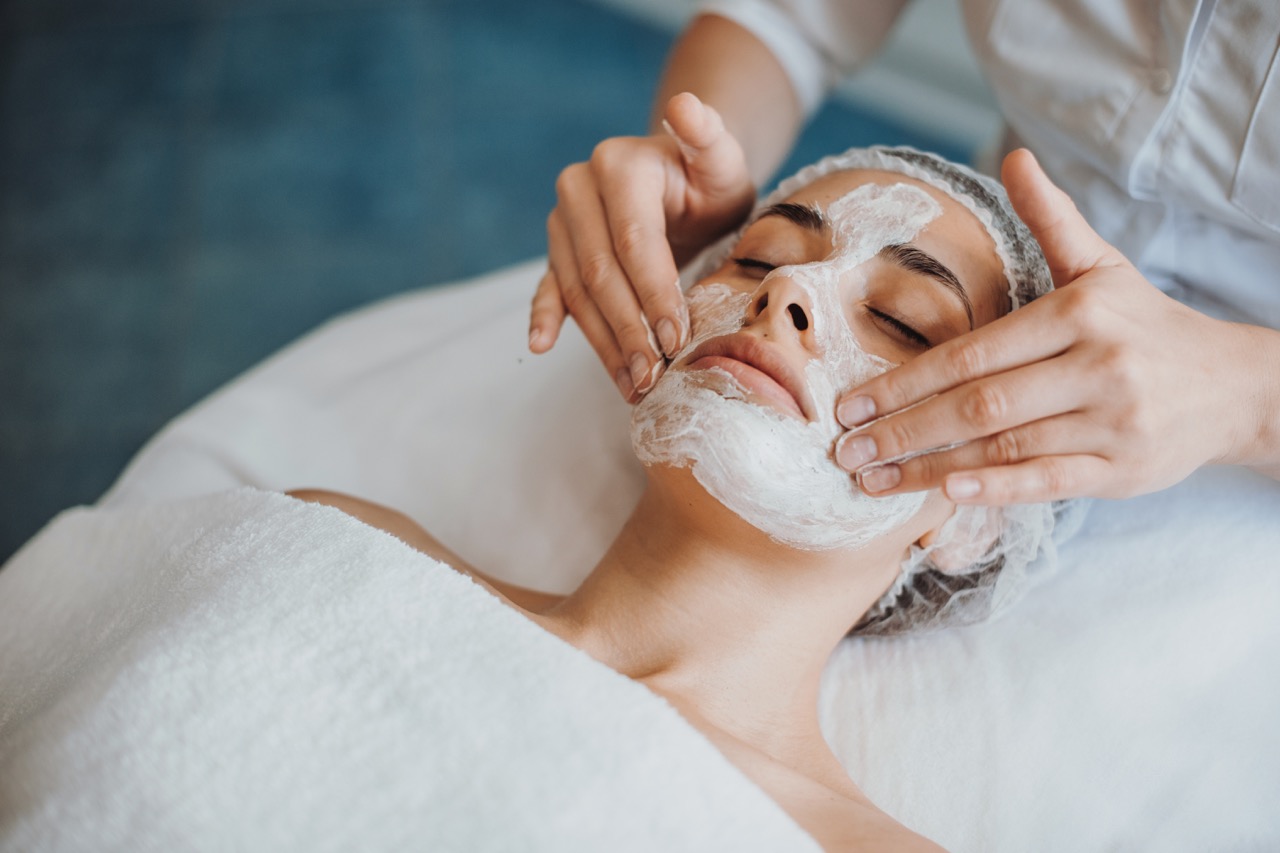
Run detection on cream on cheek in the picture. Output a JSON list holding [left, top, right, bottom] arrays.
[[630, 183, 941, 551]]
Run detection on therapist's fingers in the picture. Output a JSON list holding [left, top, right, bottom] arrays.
[[938, 454, 1112, 506], [555, 162, 664, 394], [854, 413, 1104, 498], [590, 144, 688, 357], [603, 93, 753, 342], [835, 352, 1090, 474], [1001, 148, 1126, 288], [529, 269, 567, 354], [837, 293, 1075, 430], [547, 210, 640, 402], [662, 93, 754, 216]]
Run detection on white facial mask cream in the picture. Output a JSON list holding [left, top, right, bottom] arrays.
[[631, 182, 939, 551]]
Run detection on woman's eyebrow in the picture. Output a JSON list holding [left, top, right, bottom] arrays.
[[879, 243, 975, 330], [753, 202, 828, 232]]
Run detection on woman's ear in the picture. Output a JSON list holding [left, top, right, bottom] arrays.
[[916, 504, 1004, 574]]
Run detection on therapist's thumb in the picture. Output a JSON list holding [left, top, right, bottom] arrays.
[[661, 92, 750, 197], [1002, 148, 1124, 289]]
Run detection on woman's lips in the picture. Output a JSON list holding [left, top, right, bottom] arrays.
[[688, 354, 807, 420], [680, 332, 814, 420]]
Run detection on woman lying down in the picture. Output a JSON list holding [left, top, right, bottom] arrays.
[[292, 147, 1078, 851]]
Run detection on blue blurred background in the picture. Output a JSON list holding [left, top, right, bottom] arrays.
[[0, 0, 976, 562]]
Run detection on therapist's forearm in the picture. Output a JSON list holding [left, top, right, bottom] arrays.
[[650, 14, 805, 187], [1224, 322, 1280, 481]]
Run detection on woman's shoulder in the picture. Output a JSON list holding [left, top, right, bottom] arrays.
[[677, 715, 945, 853], [804, 799, 947, 852], [284, 488, 565, 612], [771, 772, 947, 851]]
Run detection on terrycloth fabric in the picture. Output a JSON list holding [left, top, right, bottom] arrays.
[[0, 488, 819, 853]]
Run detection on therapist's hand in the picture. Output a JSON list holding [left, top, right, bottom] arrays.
[[834, 148, 1266, 505], [530, 92, 754, 402]]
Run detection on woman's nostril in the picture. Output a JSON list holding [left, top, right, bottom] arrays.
[[756, 294, 769, 314], [787, 303, 809, 331]]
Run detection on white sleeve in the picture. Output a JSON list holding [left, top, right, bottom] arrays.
[[697, 0, 912, 117]]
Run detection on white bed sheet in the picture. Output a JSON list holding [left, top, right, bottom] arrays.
[[97, 259, 1280, 850]]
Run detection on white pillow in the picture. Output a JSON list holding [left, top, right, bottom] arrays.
[[104, 260, 1280, 851]]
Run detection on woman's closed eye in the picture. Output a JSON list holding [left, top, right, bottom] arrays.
[[866, 307, 930, 348], [733, 257, 776, 277]]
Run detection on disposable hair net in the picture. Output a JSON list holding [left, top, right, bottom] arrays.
[[682, 145, 1089, 635]]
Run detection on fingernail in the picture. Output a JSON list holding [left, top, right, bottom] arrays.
[[615, 367, 635, 400], [837, 396, 876, 427], [628, 353, 649, 389], [860, 464, 901, 493], [945, 476, 981, 500], [528, 328, 542, 351], [662, 118, 698, 159], [656, 318, 678, 356], [633, 356, 662, 394], [836, 434, 877, 471]]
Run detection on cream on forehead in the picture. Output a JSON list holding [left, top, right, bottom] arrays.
[[679, 150, 1051, 315], [631, 182, 940, 551]]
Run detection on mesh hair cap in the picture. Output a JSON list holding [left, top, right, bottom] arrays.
[[683, 146, 1088, 635]]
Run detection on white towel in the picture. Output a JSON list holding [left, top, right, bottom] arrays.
[[0, 488, 819, 852]]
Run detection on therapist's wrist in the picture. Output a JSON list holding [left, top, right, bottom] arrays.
[[1219, 321, 1280, 478]]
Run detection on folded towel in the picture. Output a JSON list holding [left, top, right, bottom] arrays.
[[0, 488, 818, 852]]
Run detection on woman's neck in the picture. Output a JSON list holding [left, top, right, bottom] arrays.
[[537, 469, 900, 773]]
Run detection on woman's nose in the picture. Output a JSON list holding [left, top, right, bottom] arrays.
[[746, 272, 815, 344]]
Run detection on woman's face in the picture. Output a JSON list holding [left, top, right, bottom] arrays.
[[679, 168, 1006, 416], [631, 168, 1008, 552]]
